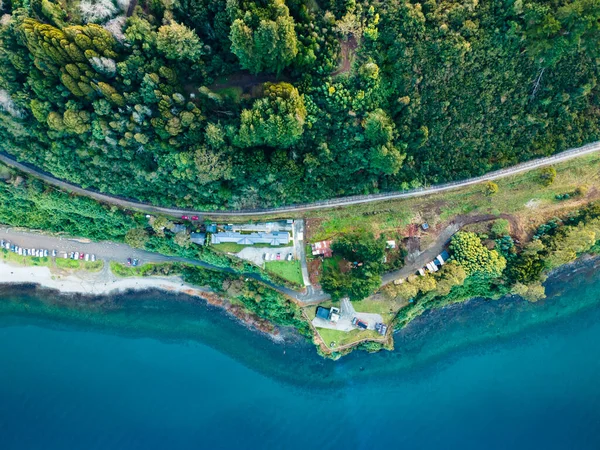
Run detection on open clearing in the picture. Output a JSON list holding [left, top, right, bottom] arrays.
[[264, 260, 303, 286]]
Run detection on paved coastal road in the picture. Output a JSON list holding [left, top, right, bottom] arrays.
[[1, 140, 599, 217], [0, 227, 329, 304]]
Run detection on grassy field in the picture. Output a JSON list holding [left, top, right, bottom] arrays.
[[264, 260, 304, 286], [2, 249, 103, 271], [303, 152, 600, 241], [316, 327, 383, 349], [205, 153, 600, 243], [109, 261, 160, 277]]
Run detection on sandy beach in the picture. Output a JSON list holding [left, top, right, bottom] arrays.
[[0, 259, 211, 299]]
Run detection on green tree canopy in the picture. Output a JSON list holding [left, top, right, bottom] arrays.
[[449, 231, 507, 277], [229, 0, 298, 75], [236, 82, 306, 148], [321, 232, 386, 300], [156, 21, 204, 63]]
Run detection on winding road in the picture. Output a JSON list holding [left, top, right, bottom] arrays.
[[1, 140, 600, 217]]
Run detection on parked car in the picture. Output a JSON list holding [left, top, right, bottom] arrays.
[[181, 215, 189, 220], [127, 258, 132, 266], [276, 253, 281, 260], [52, 249, 57, 257], [288, 252, 293, 261], [352, 317, 368, 330], [79, 253, 84, 260], [132, 259, 139, 267], [191, 215, 199, 221], [63, 252, 68, 259], [18, 248, 22, 256], [91, 254, 96, 262], [44, 249, 48, 257], [74, 252, 79, 260], [84, 254, 90, 261]]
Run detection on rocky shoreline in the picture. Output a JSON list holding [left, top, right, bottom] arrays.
[[0, 259, 286, 342]]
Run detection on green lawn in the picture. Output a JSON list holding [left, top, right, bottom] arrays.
[[2, 249, 103, 272], [2, 249, 51, 267], [316, 327, 383, 349], [265, 260, 304, 286]]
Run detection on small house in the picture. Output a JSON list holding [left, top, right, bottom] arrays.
[[421, 222, 430, 231], [206, 224, 217, 233], [311, 240, 333, 258], [315, 306, 340, 323], [316, 306, 330, 320], [190, 233, 206, 246], [171, 224, 187, 234]]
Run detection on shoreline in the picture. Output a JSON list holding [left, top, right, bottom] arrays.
[[0, 259, 213, 298], [0, 260, 285, 341]]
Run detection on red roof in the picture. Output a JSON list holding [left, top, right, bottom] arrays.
[[311, 240, 333, 257]]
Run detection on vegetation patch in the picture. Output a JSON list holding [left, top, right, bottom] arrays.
[[264, 261, 303, 287]]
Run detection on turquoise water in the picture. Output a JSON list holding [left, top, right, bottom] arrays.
[[2, 261, 600, 449]]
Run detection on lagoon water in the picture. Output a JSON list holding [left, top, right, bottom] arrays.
[[2, 262, 600, 449]]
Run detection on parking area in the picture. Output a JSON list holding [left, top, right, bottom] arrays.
[[0, 227, 157, 267], [235, 246, 295, 266], [311, 298, 384, 332]]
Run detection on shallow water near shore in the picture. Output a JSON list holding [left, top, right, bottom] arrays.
[[2, 259, 600, 449]]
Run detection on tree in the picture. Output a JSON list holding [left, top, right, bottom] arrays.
[[194, 146, 233, 184], [229, 0, 298, 75], [156, 21, 204, 63], [434, 262, 467, 296], [449, 231, 506, 277], [539, 166, 557, 186], [321, 232, 386, 301], [524, 0, 600, 65], [485, 181, 498, 196], [364, 109, 395, 145], [174, 230, 191, 248], [364, 109, 405, 175], [19, 18, 118, 97], [491, 219, 510, 237], [125, 228, 149, 248], [512, 281, 546, 302], [237, 82, 306, 148], [150, 216, 172, 237]]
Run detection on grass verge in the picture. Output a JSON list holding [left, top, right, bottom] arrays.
[[264, 260, 304, 286]]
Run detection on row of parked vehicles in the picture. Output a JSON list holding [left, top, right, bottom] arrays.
[[67, 251, 96, 262], [264, 252, 294, 261], [1, 239, 96, 261]]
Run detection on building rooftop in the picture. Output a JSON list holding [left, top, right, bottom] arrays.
[[316, 307, 330, 320], [311, 240, 333, 257], [211, 231, 290, 246], [190, 232, 206, 245]]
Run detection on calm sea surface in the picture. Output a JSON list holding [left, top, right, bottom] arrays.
[[1, 260, 600, 450]]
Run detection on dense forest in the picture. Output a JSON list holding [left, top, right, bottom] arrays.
[[0, 0, 598, 210]]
